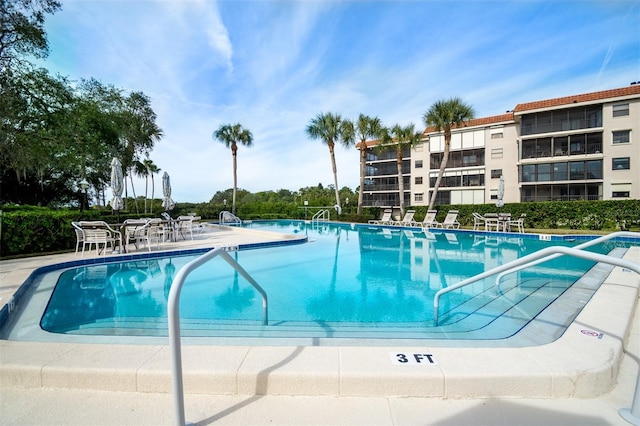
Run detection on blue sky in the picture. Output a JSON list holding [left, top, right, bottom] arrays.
[[42, 0, 640, 202]]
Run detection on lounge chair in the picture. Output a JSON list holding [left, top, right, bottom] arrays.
[[391, 210, 417, 227], [368, 209, 393, 225], [435, 210, 460, 229], [420, 210, 439, 229]]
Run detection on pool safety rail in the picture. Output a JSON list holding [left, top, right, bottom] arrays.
[[219, 210, 242, 225], [431, 231, 640, 426], [433, 231, 640, 324], [494, 231, 640, 294], [168, 247, 268, 426], [312, 208, 330, 223]]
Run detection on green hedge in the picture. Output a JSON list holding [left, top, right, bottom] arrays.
[[1, 200, 638, 258]]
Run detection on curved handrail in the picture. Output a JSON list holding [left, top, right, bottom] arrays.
[[495, 231, 640, 292], [312, 209, 330, 222], [219, 210, 242, 225], [433, 244, 640, 325], [168, 247, 268, 426]]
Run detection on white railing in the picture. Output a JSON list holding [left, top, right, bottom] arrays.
[[312, 209, 330, 223], [495, 231, 640, 293], [218, 210, 242, 225], [168, 247, 267, 426], [433, 243, 639, 324]]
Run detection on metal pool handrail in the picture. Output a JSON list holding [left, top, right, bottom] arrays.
[[494, 231, 640, 292], [312, 208, 330, 222], [168, 247, 268, 426], [433, 244, 640, 325]]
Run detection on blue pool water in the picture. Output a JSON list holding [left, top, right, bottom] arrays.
[[39, 221, 631, 343]]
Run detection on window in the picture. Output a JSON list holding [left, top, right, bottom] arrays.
[[415, 176, 423, 184], [491, 148, 503, 159], [490, 132, 503, 139], [586, 160, 602, 179], [491, 169, 502, 178], [415, 160, 423, 168], [612, 103, 629, 117], [414, 193, 423, 202], [521, 164, 535, 182], [553, 162, 568, 181], [612, 157, 630, 170], [612, 130, 630, 144], [537, 164, 551, 181], [612, 191, 630, 198], [570, 162, 584, 180]]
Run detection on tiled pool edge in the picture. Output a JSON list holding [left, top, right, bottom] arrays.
[[1, 247, 637, 399], [0, 233, 307, 331]]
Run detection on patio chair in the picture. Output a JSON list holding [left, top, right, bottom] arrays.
[[472, 213, 486, 231], [161, 212, 176, 241], [176, 215, 202, 240], [420, 210, 439, 229], [77, 221, 122, 257], [131, 219, 162, 251], [368, 209, 393, 225], [391, 210, 417, 227], [71, 222, 85, 256], [483, 213, 500, 232], [435, 210, 460, 229], [508, 213, 526, 233]]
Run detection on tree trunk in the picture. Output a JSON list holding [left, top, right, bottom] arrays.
[[232, 143, 238, 215], [397, 149, 405, 217], [129, 169, 139, 213], [357, 144, 366, 215], [328, 142, 341, 209], [428, 133, 451, 211], [150, 174, 155, 214]]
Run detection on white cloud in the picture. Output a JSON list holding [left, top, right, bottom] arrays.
[[44, 0, 640, 202]]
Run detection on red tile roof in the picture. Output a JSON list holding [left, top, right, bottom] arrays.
[[514, 85, 640, 113]]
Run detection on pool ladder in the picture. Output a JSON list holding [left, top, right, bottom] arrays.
[[432, 231, 640, 425], [432, 231, 640, 324], [218, 210, 242, 225], [168, 247, 268, 426], [311, 208, 330, 223]]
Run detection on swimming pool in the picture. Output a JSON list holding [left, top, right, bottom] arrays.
[[28, 220, 634, 345]]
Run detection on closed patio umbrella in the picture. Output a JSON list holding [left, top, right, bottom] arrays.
[[162, 172, 175, 211], [496, 175, 505, 208], [109, 157, 124, 211]]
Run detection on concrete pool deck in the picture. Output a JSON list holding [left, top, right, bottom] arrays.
[[1, 225, 639, 425]]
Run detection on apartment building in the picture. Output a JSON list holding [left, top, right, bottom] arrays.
[[362, 84, 640, 208]]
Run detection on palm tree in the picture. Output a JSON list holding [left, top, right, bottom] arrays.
[[130, 159, 146, 213], [353, 114, 383, 215], [379, 123, 423, 217], [213, 123, 253, 215], [144, 159, 160, 214], [306, 112, 354, 210], [423, 98, 475, 210]]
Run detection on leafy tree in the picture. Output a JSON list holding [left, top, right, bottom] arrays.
[[213, 123, 253, 215], [423, 98, 474, 210], [306, 112, 354, 210], [0, 0, 61, 70], [117, 91, 163, 210], [379, 123, 423, 216], [352, 114, 383, 215]]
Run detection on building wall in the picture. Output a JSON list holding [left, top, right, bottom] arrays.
[[362, 85, 640, 208], [602, 97, 640, 200]]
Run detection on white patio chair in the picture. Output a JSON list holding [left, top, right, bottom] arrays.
[[472, 213, 486, 231], [508, 213, 526, 233], [368, 209, 393, 225], [435, 210, 460, 229], [77, 221, 121, 257], [420, 210, 439, 229], [391, 210, 417, 227]]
